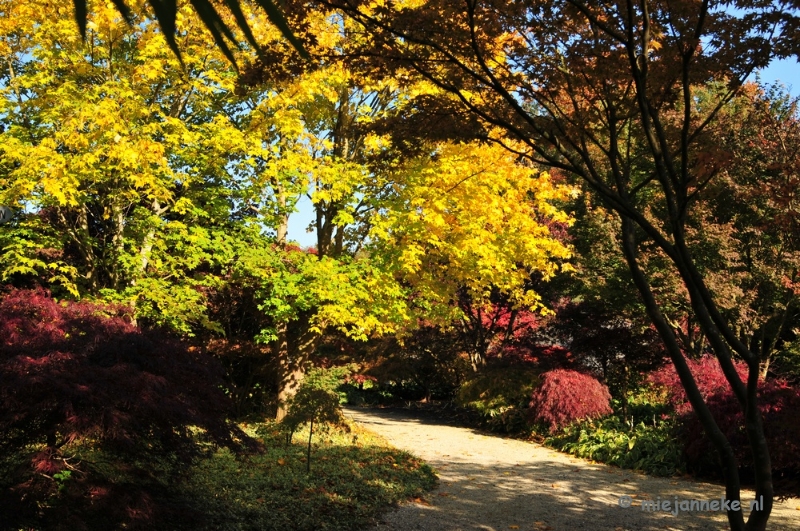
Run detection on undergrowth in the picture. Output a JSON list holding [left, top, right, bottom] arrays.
[[1, 420, 437, 531], [545, 416, 684, 477], [179, 420, 437, 530], [455, 363, 540, 433], [544, 386, 684, 477]]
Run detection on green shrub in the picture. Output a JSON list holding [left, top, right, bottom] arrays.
[[304, 365, 356, 396], [620, 383, 672, 425], [546, 416, 684, 477], [544, 385, 683, 476], [456, 363, 540, 433]]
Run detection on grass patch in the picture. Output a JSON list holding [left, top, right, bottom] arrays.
[[176, 420, 437, 530]]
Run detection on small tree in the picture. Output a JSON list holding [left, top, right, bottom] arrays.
[[280, 370, 348, 473]]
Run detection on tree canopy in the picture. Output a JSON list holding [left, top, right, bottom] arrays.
[[303, 1, 800, 529], [4, 2, 800, 530], [1, 0, 574, 417]]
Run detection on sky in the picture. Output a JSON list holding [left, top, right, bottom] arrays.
[[287, 194, 317, 248], [755, 57, 800, 95], [285, 58, 800, 248]]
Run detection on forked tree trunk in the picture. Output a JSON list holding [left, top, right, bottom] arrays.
[[620, 218, 772, 531]]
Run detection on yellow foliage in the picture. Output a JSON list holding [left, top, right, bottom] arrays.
[[0, 0, 575, 341], [371, 141, 575, 322]]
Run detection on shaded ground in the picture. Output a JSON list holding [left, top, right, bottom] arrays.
[[345, 407, 800, 531]]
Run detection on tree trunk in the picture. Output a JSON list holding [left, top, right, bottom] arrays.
[[670, 231, 774, 531], [274, 313, 323, 421], [275, 362, 305, 421], [620, 218, 772, 531], [138, 199, 168, 276], [276, 188, 288, 245], [110, 200, 125, 289], [306, 417, 314, 473]]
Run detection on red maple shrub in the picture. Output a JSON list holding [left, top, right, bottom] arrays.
[[0, 287, 258, 528], [650, 355, 800, 495], [528, 369, 613, 433]]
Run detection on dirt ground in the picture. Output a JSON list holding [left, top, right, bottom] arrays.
[[345, 407, 800, 531]]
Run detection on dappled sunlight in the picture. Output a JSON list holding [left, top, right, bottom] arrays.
[[348, 407, 800, 531]]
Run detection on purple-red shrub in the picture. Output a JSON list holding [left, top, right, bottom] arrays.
[[649, 355, 750, 416], [471, 301, 578, 369], [528, 369, 613, 433], [0, 287, 258, 528], [650, 356, 800, 494]]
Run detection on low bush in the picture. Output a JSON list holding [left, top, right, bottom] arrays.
[[529, 369, 613, 433], [620, 384, 673, 425], [546, 416, 684, 477], [0, 287, 256, 529], [303, 365, 355, 402], [546, 385, 683, 476], [456, 362, 540, 433]]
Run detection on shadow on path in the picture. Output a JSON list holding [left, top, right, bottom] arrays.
[[346, 407, 800, 531]]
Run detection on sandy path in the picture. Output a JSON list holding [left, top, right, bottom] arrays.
[[345, 407, 800, 531]]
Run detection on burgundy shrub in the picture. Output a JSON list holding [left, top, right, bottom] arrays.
[[650, 355, 800, 494], [0, 287, 258, 528], [649, 355, 750, 416], [528, 369, 613, 433]]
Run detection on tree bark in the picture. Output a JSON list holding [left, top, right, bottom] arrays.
[[138, 199, 168, 275], [621, 216, 777, 531], [306, 417, 314, 473], [276, 187, 288, 245], [274, 312, 322, 421]]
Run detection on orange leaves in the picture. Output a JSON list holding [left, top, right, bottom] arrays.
[[692, 148, 734, 183], [781, 276, 800, 296]]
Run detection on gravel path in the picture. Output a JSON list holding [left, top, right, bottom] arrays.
[[345, 407, 800, 531]]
